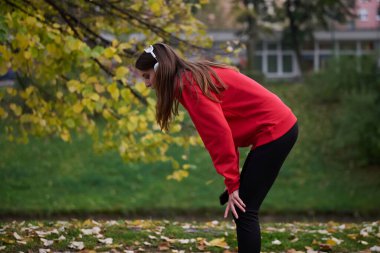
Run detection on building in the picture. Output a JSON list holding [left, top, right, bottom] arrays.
[[206, 0, 380, 79]]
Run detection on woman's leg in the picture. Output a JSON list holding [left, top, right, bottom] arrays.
[[233, 122, 299, 253]]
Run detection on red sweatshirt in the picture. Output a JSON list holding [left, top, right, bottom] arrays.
[[177, 67, 297, 195]]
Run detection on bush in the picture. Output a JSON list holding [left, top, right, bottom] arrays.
[[306, 55, 380, 167]]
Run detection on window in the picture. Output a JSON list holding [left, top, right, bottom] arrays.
[[319, 41, 333, 50], [362, 41, 375, 51], [267, 55, 278, 73], [282, 55, 293, 73], [358, 8, 368, 21], [267, 42, 277, 50], [253, 56, 263, 72], [340, 41, 356, 51]]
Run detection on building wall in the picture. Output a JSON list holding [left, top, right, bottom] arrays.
[[355, 0, 380, 29]]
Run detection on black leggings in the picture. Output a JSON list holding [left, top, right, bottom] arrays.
[[232, 122, 299, 253]]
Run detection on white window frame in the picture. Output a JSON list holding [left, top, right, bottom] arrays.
[[358, 8, 369, 21]]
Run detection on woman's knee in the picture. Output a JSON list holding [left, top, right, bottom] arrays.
[[233, 209, 259, 231]]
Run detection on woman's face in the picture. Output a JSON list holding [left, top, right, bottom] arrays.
[[138, 68, 156, 89]]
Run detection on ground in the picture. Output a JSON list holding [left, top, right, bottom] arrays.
[[0, 218, 379, 252]]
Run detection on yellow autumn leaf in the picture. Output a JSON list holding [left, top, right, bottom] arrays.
[[67, 80, 81, 93], [0, 64, 8, 76], [138, 120, 148, 131], [94, 83, 105, 93], [111, 39, 119, 48], [86, 76, 98, 84], [60, 129, 71, 142], [102, 109, 113, 120], [89, 93, 100, 101], [115, 66, 129, 80], [0, 45, 11, 61], [15, 33, 29, 50], [171, 124, 182, 133], [326, 239, 337, 246], [24, 50, 32, 59], [56, 91, 63, 99], [134, 82, 150, 96], [65, 119, 75, 128], [120, 89, 131, 100], [72, 103, 83, 113], [68, 39, 84, 51], [126, 115, 138, 131], [0, 107, 8, 119], [208, 237, 229, 248], [130, 2, 143, 11], [118, 42, 132, 51], [113, 54, 122, 63], [9, 103, 22, 116], [103, 47, 116, 58], [148, 0, 162, 15], [117, 106, 129, 115], [107, 83, 119, 100], [166, 170, 189, 181], [24, 16, 37, 26]]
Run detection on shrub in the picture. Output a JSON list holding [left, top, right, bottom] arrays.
[[306, 55, 380, 167]]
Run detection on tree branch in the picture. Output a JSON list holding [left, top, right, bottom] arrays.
[[84, 0, 208, 51], [92, 58, 148, 106]]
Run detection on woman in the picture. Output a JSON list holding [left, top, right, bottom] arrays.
[[135, 43, 298, 253]]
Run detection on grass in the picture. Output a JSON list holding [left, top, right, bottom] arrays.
[[0, 219, 379, 252], [0, 83, 379, 218]]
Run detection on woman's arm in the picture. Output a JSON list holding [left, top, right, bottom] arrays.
[[179, 82, 240, 195]]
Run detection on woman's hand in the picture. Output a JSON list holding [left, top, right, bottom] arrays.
[[224, 189, 246, 219]]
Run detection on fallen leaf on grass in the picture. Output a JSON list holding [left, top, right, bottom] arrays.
[[81, 227, 101, 235], [286, 249, 304, 253], [326, 237, 343, 246], [98, 238, 113, 244], [58, 235, 66, 241], [40, 238, 54, 246], [347, 233, 358, 240], [178, 238, 196, 244], [208, 237, 229, 249], [160, 235, 175, 243], [13, 232, 23, 240], [69, 241, 85, 250], [319, 243, 332, 251], [272, 239, 282, 245], [148, 235, 157, 240], [317, 229, 330, 235], [158, 241, 170, 250], [305, 246, 318, 253], [370, 246, 380, 252]]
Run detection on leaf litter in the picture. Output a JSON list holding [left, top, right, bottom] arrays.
[[0, 219, 378, 252]]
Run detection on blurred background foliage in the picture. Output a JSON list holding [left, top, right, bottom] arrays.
[[0, 0, 379, 218]]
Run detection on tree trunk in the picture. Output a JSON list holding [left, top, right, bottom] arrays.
[[246, 15, 257, 75], [285, 0, 304, 78]]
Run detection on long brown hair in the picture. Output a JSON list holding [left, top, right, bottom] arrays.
[[135, 43, 238, 131]]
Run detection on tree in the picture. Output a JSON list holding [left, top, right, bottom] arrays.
[[0, 0, 211, 178], [233, 0, 285, 79], [282, 0, 355, 75]]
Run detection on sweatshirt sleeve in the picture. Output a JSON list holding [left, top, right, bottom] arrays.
[[178, 81, 240, 195]]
